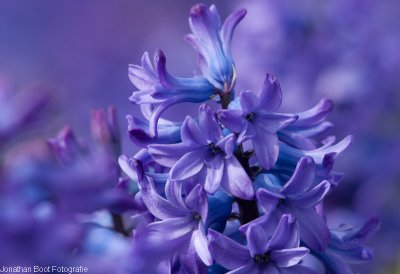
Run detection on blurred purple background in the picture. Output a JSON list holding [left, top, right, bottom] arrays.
[[0, 0, 399, 273]]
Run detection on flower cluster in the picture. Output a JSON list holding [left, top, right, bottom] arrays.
[[121, 3, 378, 273], [0, 98, 135, 272], [0, 3, 379, 274]]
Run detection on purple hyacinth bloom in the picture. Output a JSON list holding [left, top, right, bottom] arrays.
[[209, 214, 318, 274], [277, 135, 353, 181], [279, 98, 334, 150], [186, 4, 246, 91], [316, 216, 379, 274], [129, 50, 215, 137], [256, 157, 331, 251], [148, 104, 254, 199], [135, 160, 212, 266], [218, 73, 297, 169]]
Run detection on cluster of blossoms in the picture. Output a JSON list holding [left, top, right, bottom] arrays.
[[0, 82, 135, 273], [233, 1, 400, 271], [120, 4, 378, 274], [0, 3, 379, 274]]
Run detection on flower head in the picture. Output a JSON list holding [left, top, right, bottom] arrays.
[[186, 4, 246, 91]]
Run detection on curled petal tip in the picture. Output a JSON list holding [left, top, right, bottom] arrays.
[[190, 4, 208, 16]]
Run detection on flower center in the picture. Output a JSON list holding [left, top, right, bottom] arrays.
[[254, 253, 270, 264], [193, 214, 201, 221], [244, 112, 255, 121], [207, 143, 222, 155]]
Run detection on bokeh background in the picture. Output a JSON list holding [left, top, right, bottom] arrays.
[[0, 0, 399, 273]]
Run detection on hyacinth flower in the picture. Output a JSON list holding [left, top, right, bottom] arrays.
[[278, 98, 334, 150], [256, 157, 331, 251], [186, 4, 246, 92], [134, 160, 213, 266], [314, 216, 379, 274], [117, 3, 380, 273], [217, 73, 297, 169], [277, 135, 353, 181], [46, 109, 136, 236], [129, 50, 216, 137], [209, 214, 318, 274], [148, 104, 253, 199]]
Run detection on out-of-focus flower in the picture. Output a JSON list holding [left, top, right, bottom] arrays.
[[91, 106, 121, 158]]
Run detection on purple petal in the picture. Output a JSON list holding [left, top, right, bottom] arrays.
[[217, 109, 244, 132], [239, 211, 274, 235], [221, 9, 247, 55], [240, 90, 258, 114], [308, 135, 354, 163], [245, 222, 270, 257], [260, 264, 279, 274], [165, 180, 186, 209], [149, 98, 186, 138], [256, 73, 282, 112], [198, 104, 222, 142], [254, 113, 298, 133], [221, 156, 254, 199], [345, 215, 380, 244], [270, 247, 309, 267], [205, 155, 224, 194], [154, 49, 181, 89], [237, 121, 257, 144], [252, 132, 279, 170], [128, 52, 158, 90], [181, 116, 208, 146], [292, 98, 334, 127], [147, 216, 196, 239], [148, 142, 191, 167], [170, 149, 207, 181], [286, 206, 330, 251], [216, 133, 236, 158], [281, 157, 315, 195], [268, 214, 299, 251], [291, 121, 333, 139], [256, 188, 282, 213], [185, 184, 208, 221], [289, 180, 331, 208], [146, 217, 195, 253], [193, 225, 213, 265], [138, 174, 186, 220], [118, 155, 138, 181], [208, 229, 251, 270]]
